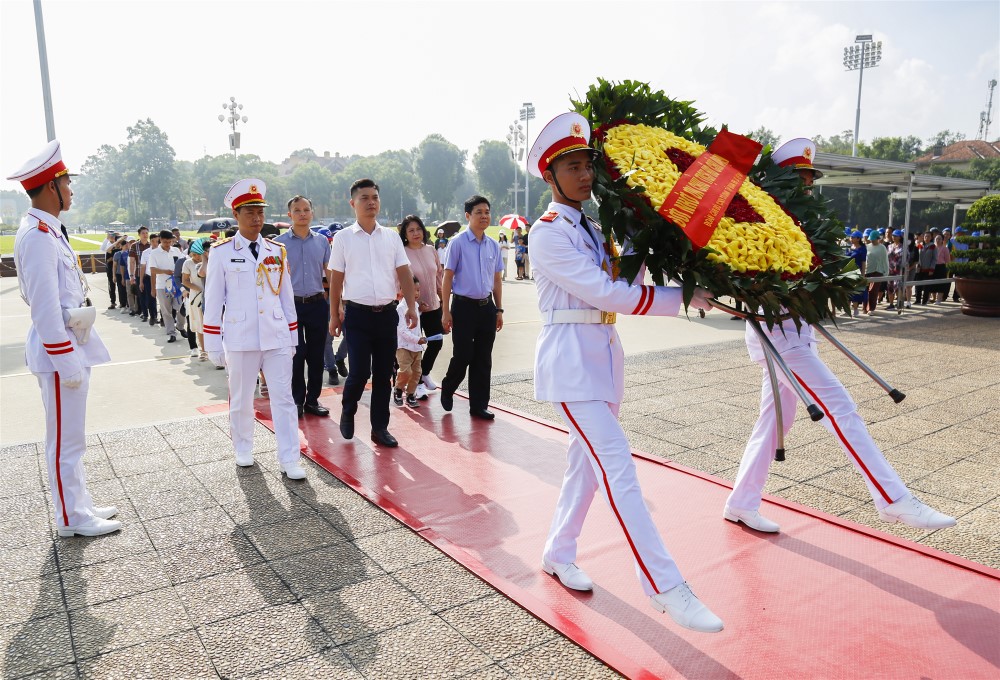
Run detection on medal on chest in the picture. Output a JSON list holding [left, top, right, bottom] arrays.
[[256, 254, 284, 294]]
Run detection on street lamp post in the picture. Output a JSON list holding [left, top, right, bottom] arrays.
[[506, 121, 525, 215], [218, 97, 248, 173], [519, 102, 535, 217], [843, 35, 882, 157]]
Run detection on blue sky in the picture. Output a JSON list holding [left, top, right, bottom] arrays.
[[2, 0, 997, 191]]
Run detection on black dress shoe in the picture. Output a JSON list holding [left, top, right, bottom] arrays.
[[328, 370, 340, 386], [304, 403, 330, 416], [440, 390, 454, 412], [336, 359, 348, 377], [340, 412, 354, 439], [470, 408, 495, 420], [370, 429, 398, 447], [297, 404, 305, 418]]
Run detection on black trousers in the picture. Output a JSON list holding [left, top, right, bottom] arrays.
[[420, 306, 444, 377], [115, 277, 127, 308], [142, 275, 158, 321], [341, 304, 398, 430], [292, 299, 329, 406], [441, 297, 497, 411], [105, 260, 117, 306]]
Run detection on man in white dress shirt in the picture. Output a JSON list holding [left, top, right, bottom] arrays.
[[327, 178, 418, 448], [203, 178, 307, 479], [527, 113, 723, 633]]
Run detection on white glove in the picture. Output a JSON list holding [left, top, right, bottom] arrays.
[[60, 371, 83, 389], [689, 287, 715, 312], [63, 307, 97, 345], [208, 351, 227, 368]]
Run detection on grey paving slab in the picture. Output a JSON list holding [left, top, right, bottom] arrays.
[[0, 611, 74, 678], [393, 557, 495, 613], [269, 542, 384, 598], [499, 638, 620, 679], [353, 527, 447, 573], [175, 564, 296, 626], [0, 574, 64, 627], [70, 588, 192, 659], [440, 594, 559, 662], [198, 602, 333, 678], [62, 551, 172, 610], [159, 531, 265, 585], [245, 647, 364, 680], [77, 630, 216, 679], [341, 616, 493, 680]]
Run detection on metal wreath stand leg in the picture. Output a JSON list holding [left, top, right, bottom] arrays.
[[707, 299, 907, 462]]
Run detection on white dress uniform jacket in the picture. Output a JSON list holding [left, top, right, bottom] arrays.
[[14, 209, 111, 373], [531, 202, 682, 404], [203, 233, 298, 351]]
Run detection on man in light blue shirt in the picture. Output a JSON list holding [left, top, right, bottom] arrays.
[[274, 195, 333, 417], [439, 195, 504, 419]]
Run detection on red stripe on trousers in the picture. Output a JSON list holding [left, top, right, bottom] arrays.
[[630, 286, 648, 315], [792, 370, 892, 503], [53, 373, 69, 526], [639, 286, 655, 315], [560, 403, 659, 593]]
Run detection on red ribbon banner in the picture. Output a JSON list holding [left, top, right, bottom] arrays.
[[657, 129, 763, 249]]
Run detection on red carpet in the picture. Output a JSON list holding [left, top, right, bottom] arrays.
[[242, 390, 999, 679]]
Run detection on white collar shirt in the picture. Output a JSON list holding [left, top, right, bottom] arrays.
[[327, 221, 409, 306]]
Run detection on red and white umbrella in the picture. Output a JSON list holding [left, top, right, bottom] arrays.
[[499, 214, 528, 230]]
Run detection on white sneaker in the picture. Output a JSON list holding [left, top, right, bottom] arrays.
[[279, 461, 307, 480], [649, 582, 724, 633], [723, 506, 780, 533], [93, 505, 119, 520], [190, 348, 199, 358], [235, 451, 254, 467], [415, 384, 429, 401], [421, 374, 438, 391], [542, 558, 594, 591], [878, 495, 956, 529], [905, 302, 912, 309], [57, 516, 122, 538]]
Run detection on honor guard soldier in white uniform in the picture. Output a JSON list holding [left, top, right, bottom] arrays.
[[724, 138, 956, 534], [8, 141, 121, 537], [204, 179, 307, 479], [527, 113, 723, 633]]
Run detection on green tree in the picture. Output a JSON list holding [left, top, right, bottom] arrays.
[[814, 130, 855, 155], [87, 201, 129, 225], [747, 126, 780, 151], [74, 144, 127, 217], [415, 134, 466, 220], [969, 158, 1000, 189], [927, 129, 965, 149], [472, 140, 519, 215], [120, 119, 178, 222], [288, 162, 335, 216]]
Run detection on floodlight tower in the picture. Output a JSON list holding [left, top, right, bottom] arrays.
[[977, 79, 997, 140], [218, 97, 248, 172], [506, 121, 526, 215], [843, 35, 882, 156]]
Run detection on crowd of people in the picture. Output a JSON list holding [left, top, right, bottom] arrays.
[[839, 224, 979, 316]]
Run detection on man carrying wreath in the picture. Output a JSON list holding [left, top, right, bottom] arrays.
[[527, 113, 724, 633], [723, 139, 956, 534]]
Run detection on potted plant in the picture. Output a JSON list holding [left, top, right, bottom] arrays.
[[949, 194, 1000, 317]]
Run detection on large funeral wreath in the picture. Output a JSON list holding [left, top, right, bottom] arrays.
[[571, 79, 863, 328]]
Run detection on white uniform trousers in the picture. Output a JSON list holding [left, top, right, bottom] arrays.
[[226, 348, 299, 464], [727, 344, 909, 513], [545, 400, 684, 597], [36, 369, 97, 529]]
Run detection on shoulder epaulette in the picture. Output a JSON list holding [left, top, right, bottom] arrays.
[[265, 237, 285, 249], [211, 237, 233, 247], [539, 211, 559, 223], [36, 221, 50, 233]]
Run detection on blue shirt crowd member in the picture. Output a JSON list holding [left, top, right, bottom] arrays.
[[438, 195, 504, 419], [275, 196, 334, 417]]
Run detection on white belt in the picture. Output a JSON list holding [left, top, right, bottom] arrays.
[[542, 309, 616, 325]]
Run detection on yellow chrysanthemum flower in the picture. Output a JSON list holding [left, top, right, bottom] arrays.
[[603, 124, 813, 275]]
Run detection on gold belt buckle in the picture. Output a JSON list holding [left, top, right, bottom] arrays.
[[600, 311, 617, 324]]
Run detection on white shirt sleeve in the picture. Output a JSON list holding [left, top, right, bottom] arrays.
[[328, 233, 346, 273], [392, 233, 409, 268]]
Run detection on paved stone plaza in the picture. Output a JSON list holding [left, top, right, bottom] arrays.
[[2, 307, 997, 678]]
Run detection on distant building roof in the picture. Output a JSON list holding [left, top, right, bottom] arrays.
[[279, 150, 352, 177], [915, 140, 1000, 166]]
